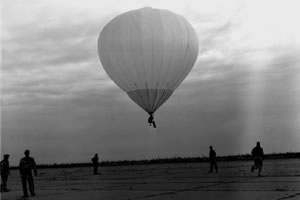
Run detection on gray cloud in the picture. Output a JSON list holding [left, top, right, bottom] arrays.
[[3, 20, 100, 69], [2, 12, 117, 108]]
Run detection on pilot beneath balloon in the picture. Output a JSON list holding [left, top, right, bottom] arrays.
[[148, 113, 156, 128]]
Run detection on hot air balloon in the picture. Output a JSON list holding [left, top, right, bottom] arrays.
[[98, 7, 199, 127]]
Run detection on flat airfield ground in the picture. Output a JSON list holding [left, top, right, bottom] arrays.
[[1, 159, 300, 200]]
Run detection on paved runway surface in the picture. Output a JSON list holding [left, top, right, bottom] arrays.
[[1, 159, 300, 200]]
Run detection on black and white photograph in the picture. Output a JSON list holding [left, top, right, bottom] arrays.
[[1, 0, 300, 199]]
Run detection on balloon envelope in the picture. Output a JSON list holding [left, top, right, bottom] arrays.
[[98, 7, 199, 114]]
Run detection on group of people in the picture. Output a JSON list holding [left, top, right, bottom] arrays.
[[208, 142, 264, 176], [0, 150, 37, 198], [1, 142, 265, 198]]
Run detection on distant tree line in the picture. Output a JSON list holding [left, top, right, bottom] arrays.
[[10, 152, 299, 169]]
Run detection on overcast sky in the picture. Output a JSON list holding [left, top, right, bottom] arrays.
[[1, 0, 300, 165]]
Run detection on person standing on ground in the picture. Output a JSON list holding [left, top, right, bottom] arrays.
[[91, 153, 99, 175], [0, 154, 10, 192], [19, 150, 37, 198], [209, 146, 218, 173], [251, 142, 264, 177]]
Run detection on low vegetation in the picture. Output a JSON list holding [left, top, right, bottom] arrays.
[[10, 152, 299, 169]]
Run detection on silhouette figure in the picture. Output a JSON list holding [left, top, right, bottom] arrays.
[[19, 150, 37, 198], [209, 146, 218, 173], [148, 113, 156, 128], [251, 142, 264, 177], [1, 154, 10, 192], [91, 154, 99, 175]]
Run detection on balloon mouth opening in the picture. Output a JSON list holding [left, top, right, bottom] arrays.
[[127, 89, 174, 114]]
